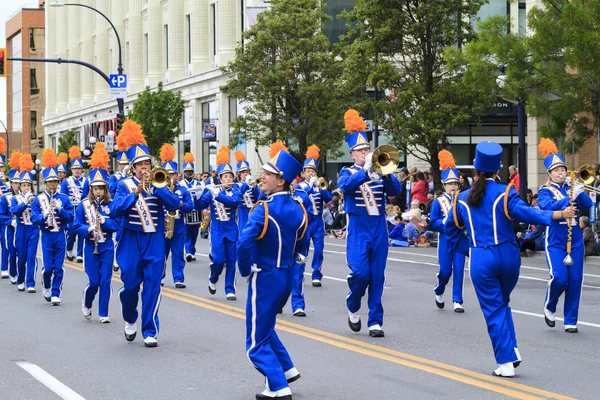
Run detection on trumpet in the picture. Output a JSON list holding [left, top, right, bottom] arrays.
[[568, 164, 600, 193], [248, 177, 263, 188], [372, 144, 400, 175], [316, 177, 328, 190], [140, 166, 170, 193]]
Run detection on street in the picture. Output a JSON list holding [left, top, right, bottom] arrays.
[[1, 236, 599, 400]]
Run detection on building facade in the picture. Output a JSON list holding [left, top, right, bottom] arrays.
[[6, 4, 46, 159]]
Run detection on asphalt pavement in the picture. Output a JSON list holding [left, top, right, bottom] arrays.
[[1, 235, 599, 400]]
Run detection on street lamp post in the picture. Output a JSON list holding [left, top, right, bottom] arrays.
[[497, 66, 527, 201], [35, 158, 42, 194]]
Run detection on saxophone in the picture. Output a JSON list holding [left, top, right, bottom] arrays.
[[199, 209, 211, 231], [165, 178, 178, 239]]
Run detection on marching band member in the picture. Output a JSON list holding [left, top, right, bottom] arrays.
[[74, 143, 120, 322], [61, 146, 90, 263], [198, 146, 242, 300], [30, 148, 74, 305], [112, 120, 180, 347], [537, 138, 593, 333], [10, 154, 40, 293], [237, 147, 309, 400], [109, 150, 131, 197], [430, 150, 465, 312], [234, 150, 259, 231], [1, 151, 22, 283], [180, 153, 204, 261], [0, 138, 9, 279], [338, 110, 401, 338], [57, 152, 68, 188], [444, 141, 575, 378], [160, 144, 194, 288]]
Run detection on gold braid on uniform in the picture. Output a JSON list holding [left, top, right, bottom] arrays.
[[250, 200, 269, 240], [452, 190, 464, 229], [294, 198, 309, 241], [503, 183, 515, 221]]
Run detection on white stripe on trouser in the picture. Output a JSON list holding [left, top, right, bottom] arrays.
[[246, 271, 258, 366], [543, 227, 554, 311]]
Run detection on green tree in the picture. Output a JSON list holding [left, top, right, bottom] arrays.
[[221, 0, 347, 161], [338, 0, 494, 184], [450, 0, 600, 152], [128, 81, 186, 159], [58, 129, 78, 154]]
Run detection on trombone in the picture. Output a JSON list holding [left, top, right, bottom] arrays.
[[569, 164, 600, 193]]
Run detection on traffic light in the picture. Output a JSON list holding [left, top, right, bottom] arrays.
[[38, 136, 44, 147], [116, 113, 125, 132], [0, 48, 6, 78]]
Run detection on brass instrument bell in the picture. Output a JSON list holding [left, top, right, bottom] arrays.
[[371, 145, 400, 175], [317, 177, 328, 190], [150, 167, 170, 188]]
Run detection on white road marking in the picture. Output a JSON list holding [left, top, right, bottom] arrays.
[[325, 241, 439, 258], [16, 362, 86, 400], [521, 264, 600, 279], [511, 310, 600, 328]]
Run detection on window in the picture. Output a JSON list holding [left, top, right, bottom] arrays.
[[30, 111, 37, 140], [211, 4, 217, 57], [164, 25, 169, 69], [186, 14, 191, 64], [144, 34, 149, 74], [30, 69, 39, 95], [29, 29, 36, 49]]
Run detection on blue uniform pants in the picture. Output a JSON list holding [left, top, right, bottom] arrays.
[[83, 240, 114, 318], [16, 225, 39, 287], [209, 234, 237, 295], [434, 237, 466, 304], [117, 230, 164, 339], [290, 262, 305, 312], [66, 219, 84, 257], [309, 217, 325, 281], [165, 222, 186, 283], [346, 215, 388, 328], [238, 207, 250, 232], [544, 242, 584, 326], [246, 266, 295, 392], [184, 223, 200, 256], [470, 242, 521, 365], [41, 231, 66, 298], [1, 226, 17, 278]]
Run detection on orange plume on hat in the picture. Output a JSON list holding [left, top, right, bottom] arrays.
[[20, 154, 34, 173], [118, 120, 147, 150], [438, 150, 456, 170], [0, 137, 6, 155], [216, 146, 230, 166], [89, 142, 109, 170], [269, 141, 288, 158], [57, 152, 68, 165], [9, 151, 22, 170], [160, 143, 176, 163], [69, 146, 81, 160], [538, 138, 559, 158], [42, 148, 58, 168], [184, 152, 195, 163], [234, 150, 246, 163], [305, 145, 320, 160], [344, 109, 367, 133]]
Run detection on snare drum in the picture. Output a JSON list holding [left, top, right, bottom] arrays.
[[184, 210, 201, 225]]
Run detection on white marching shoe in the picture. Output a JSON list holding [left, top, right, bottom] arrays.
[[51, 297, 61, 306], [544, 307, 556, 328], [144, 337, 158, 348], [453, 302, 464, 313], [82, 305, 92, 320], [435, 294, 444, 309], [124, 322, 137, 342], [43, 289, 51, 302], [0, 270, 8, 279], [493, 363, 515, 378], [99, 317, 111, 324]]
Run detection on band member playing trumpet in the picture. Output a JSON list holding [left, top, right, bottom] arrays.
[[73, 143, 121, 322], [57, 152, 68, 188], [537, 138, 594, 333], [338, 110, 401, 338], [31, 148, 74, 305], [180, 152, 204, 261], [198, 146, 242, 300], [430, 150, 466, 312], [445, 141, 576, 378], [10, 154, 40, 293], [237, 146, 309, 400], [61, 146, 90, 263], [234, 150, 259, 231], [112, 120, 180, 347], [160, 144, 194, 288], [0, 151, 23, 283]]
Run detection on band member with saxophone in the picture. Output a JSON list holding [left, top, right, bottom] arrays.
[[180, 152, 205, 261], [73, 143, 121, 322], [198, 146, 242, 300], [61, 146, 90, 263], [444, 141, 576, 378], [160, 144, 194, 288], [10, 154, 40, 293], [233, 150, 259, 231], [237, 145, 309, 400], [537, 138, 593, 333], [429, 150, 465, 313], [112, 120, 180, 347], [31, 149, 74, 306], [0, 151, 23, 283], [338, 110, 401, 338], [57, 152, 68, 189]]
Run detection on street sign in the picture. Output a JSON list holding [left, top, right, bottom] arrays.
[[203, 123, 216, 140], [109, 74, 127, 99], [590, 192, 597, 224], [105, 130, 115, 153]]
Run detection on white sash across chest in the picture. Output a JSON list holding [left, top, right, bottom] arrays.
[[82, 199, 105, 242], [124, 179, 157, 233], [349, 168, 379, 216]]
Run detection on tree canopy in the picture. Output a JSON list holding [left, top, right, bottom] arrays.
[[58, 129, 78, 155]]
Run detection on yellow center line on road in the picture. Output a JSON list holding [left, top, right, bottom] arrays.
[[59, 259, 574, 400]]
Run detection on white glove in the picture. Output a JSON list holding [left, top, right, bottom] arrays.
[[122, 165, 131, 176], [309, 176, 318, 187], [442, 217, 447, 225], [211, 187, 220, 197], [43, 212, 50, 220], [573, 184, 584, 199], [25, 192, 33, 203], [245, 175, 254, 184], [99, 216, 106, 224], [251, 265, 262, 274], [363, 153, 373, 172], [369, 171, 382, 181], [88, 225, 95, 233], [10, 220, 16, 229]]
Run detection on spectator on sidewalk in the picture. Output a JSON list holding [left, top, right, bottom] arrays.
[[580, 216, 597, 257]]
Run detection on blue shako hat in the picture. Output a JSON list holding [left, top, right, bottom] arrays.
[[9, 170, 20, 183], [0, 154, 5, 166], [474, 141, 503, 173], [237, 160, 250, 172], [216, 146, 234, 177], [19, 171, 34, 183], [162, 161, 178, 174], [441, 168, 459, 184], [263, 150, 303, 184], [304, 144, 320, 171], [439, 149, 459, 184], [89, 169, 109, 186], [117, 151, 130, 165], [69, 145, 84, 169], [217, 163, 233, 177], [344, 109, 371, 151], [57, 164, 67, 173], [120, 120, 151, 165], [42, 167, 60, 182], [544, 153, 566, 171]]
